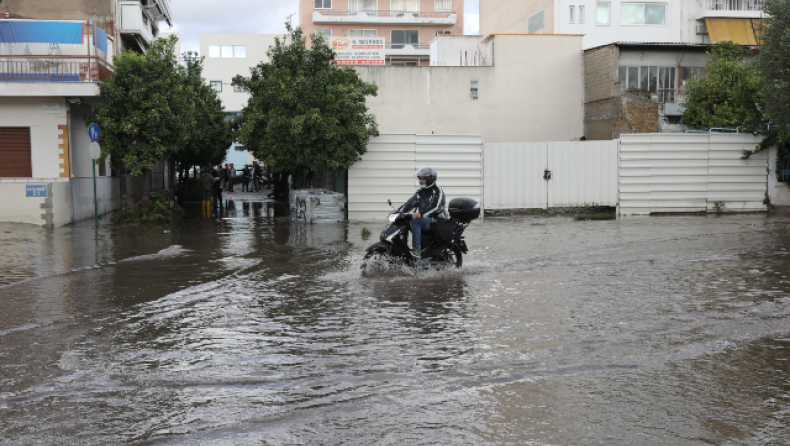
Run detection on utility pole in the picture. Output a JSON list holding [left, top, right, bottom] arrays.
[[286, 12, 296, 25]]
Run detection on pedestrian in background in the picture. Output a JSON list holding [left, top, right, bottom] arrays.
[[226, 164, 235, 192], [200, 166, 215, 214], [241, 165, 251, 192], [253, 161, 262, 192]]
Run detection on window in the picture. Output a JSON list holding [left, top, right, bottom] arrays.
[[570, 6, 575, 23], [391, 0, 419, 14], [210, 81, 222, 92], [349, 29, 378, 37], [619, 66, 676, 102], [435, 0, 452, 11], [596, 2, 610, 25], [350, 0, 376, 14], [315, 28, 332, 38], [436, 30, 452, 36], [470, 80, 479, 100], [528, 10, 545, 33], [315, 0, 331, 8], [622, 3, 666, 25], [391, 61, 418, 66], [208, 45, 246, 58], [391, 30, 419, 49], [579, 5, 585, 23]]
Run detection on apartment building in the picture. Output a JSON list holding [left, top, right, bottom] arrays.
[[299, 0, 464, 66], [0, 1, 173, 227], [480, 0, 763, 49], [200, 34, 280, 165]]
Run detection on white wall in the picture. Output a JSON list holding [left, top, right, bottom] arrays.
[[199, 34, 280, 113], [355, 34, 585, 143], [430, 35, 490, 66], [0, 97, 67, 178], [768, 146, 790, 207], [557, 0, 683, 49]]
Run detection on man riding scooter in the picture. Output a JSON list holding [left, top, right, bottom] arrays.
[[397, 167, 447, 259]]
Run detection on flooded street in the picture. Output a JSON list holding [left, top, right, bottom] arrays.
[[3, 205, 790, 445]]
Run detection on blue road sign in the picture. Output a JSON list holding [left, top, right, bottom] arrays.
[[88, 123, 101, 141], [26, 185, 46, 197]]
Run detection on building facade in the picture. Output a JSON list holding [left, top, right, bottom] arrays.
[[199, 34, 280, 165], [0, 1, 172, 227], [299, 0, 464, 66], [480, 0, 763, 49], [583, 42, 730, 139], [354, 34, 585, 142]]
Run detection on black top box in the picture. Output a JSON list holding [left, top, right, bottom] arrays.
[[449, 197, 480, 222]]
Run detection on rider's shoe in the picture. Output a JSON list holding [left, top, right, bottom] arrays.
[[410, 249, 421, 260]]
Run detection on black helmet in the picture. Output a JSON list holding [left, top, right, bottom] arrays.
[[416, 167, 437, 188]]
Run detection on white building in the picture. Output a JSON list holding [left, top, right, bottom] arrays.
[[355, 34, 585, 142], [199, 34, 280, 165], [480, 0, 764, 49], [0, 1, 173, 228]]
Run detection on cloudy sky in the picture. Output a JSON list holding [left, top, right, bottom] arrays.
[[168, 0, 480, 55]]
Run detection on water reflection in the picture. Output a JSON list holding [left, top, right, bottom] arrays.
[[1, 214, 790, 445]]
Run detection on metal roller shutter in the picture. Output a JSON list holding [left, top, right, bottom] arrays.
[[0, 128, 32, 177]]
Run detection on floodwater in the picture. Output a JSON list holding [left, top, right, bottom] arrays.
[[2, 204, 790, 445]]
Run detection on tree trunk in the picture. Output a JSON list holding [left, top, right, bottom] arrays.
[[168, 159, 176, 191], [141, 169, 152, 216], [305, 170, 315, 189]]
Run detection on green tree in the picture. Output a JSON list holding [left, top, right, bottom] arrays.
[[232, 23, 379, 200], [753, 0, 790, 164], [682, 41, 766, 131], [90, 35, 194, 215], [174, 52, 233, 185]]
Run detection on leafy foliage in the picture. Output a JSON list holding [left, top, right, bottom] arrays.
[[175, 53, 233, 170], [750, 0, 790, 170], [232, 23, 379, 177], [682, 41, 766, 131], [89, 35, 193, 175]]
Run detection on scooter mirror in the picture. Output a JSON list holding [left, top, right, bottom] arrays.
[[388, 199, 393, 207]]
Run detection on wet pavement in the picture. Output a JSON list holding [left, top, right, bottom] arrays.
[[2, 205, 790, 445]]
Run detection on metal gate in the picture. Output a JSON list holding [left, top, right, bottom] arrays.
[[348, 134, 483, 221], [484, 141, 618, 210]]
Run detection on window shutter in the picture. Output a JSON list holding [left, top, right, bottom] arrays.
[[0, 128, 32, 178]]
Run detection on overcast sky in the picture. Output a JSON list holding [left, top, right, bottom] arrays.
[[168, 0, 480, 55]]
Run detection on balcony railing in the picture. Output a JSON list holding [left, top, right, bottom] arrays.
[[705, 0, 762, 11], [386, 43, 431, 49], [0, 56, 115, 83], [316, 9, 456, 18]]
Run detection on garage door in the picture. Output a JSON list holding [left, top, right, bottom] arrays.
[[0, 128, 32, 177]]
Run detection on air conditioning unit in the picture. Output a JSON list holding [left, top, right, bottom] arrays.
[[696, 24, 708, 35]]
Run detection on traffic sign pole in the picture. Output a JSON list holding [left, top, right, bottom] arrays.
[[88, 135, 101, 230]]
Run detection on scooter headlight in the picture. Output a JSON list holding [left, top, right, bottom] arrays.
[[389, 213, 399, 223]]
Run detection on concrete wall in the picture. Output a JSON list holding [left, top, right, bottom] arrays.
[[355, 34, 584, 142], [0, 179, 71, 227], [430, 35, 489, 66], [584, 44, 619, 140], [480, 0, 556, 35], [0, 97, 68, 178]]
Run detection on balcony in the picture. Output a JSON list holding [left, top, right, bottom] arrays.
[[313, 9, 457, 25], [702, 0, 764, 17], [0, 56, 114, 83], [120, 1, 157, 49], [384, 43, 431, 57]]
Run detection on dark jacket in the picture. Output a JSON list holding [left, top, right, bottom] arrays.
[[399, 184, 447, 220]]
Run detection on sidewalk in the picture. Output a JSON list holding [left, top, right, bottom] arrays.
[[221, 188, 273, 202]]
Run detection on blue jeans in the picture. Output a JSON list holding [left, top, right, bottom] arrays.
[[410, 217, 435, 251]]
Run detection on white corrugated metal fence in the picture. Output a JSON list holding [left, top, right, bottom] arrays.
[[619, 133, 767, 215], [348, 134, 483, 221]]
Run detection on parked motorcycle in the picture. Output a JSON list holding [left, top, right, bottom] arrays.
[[363, 197, 481, 271]]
